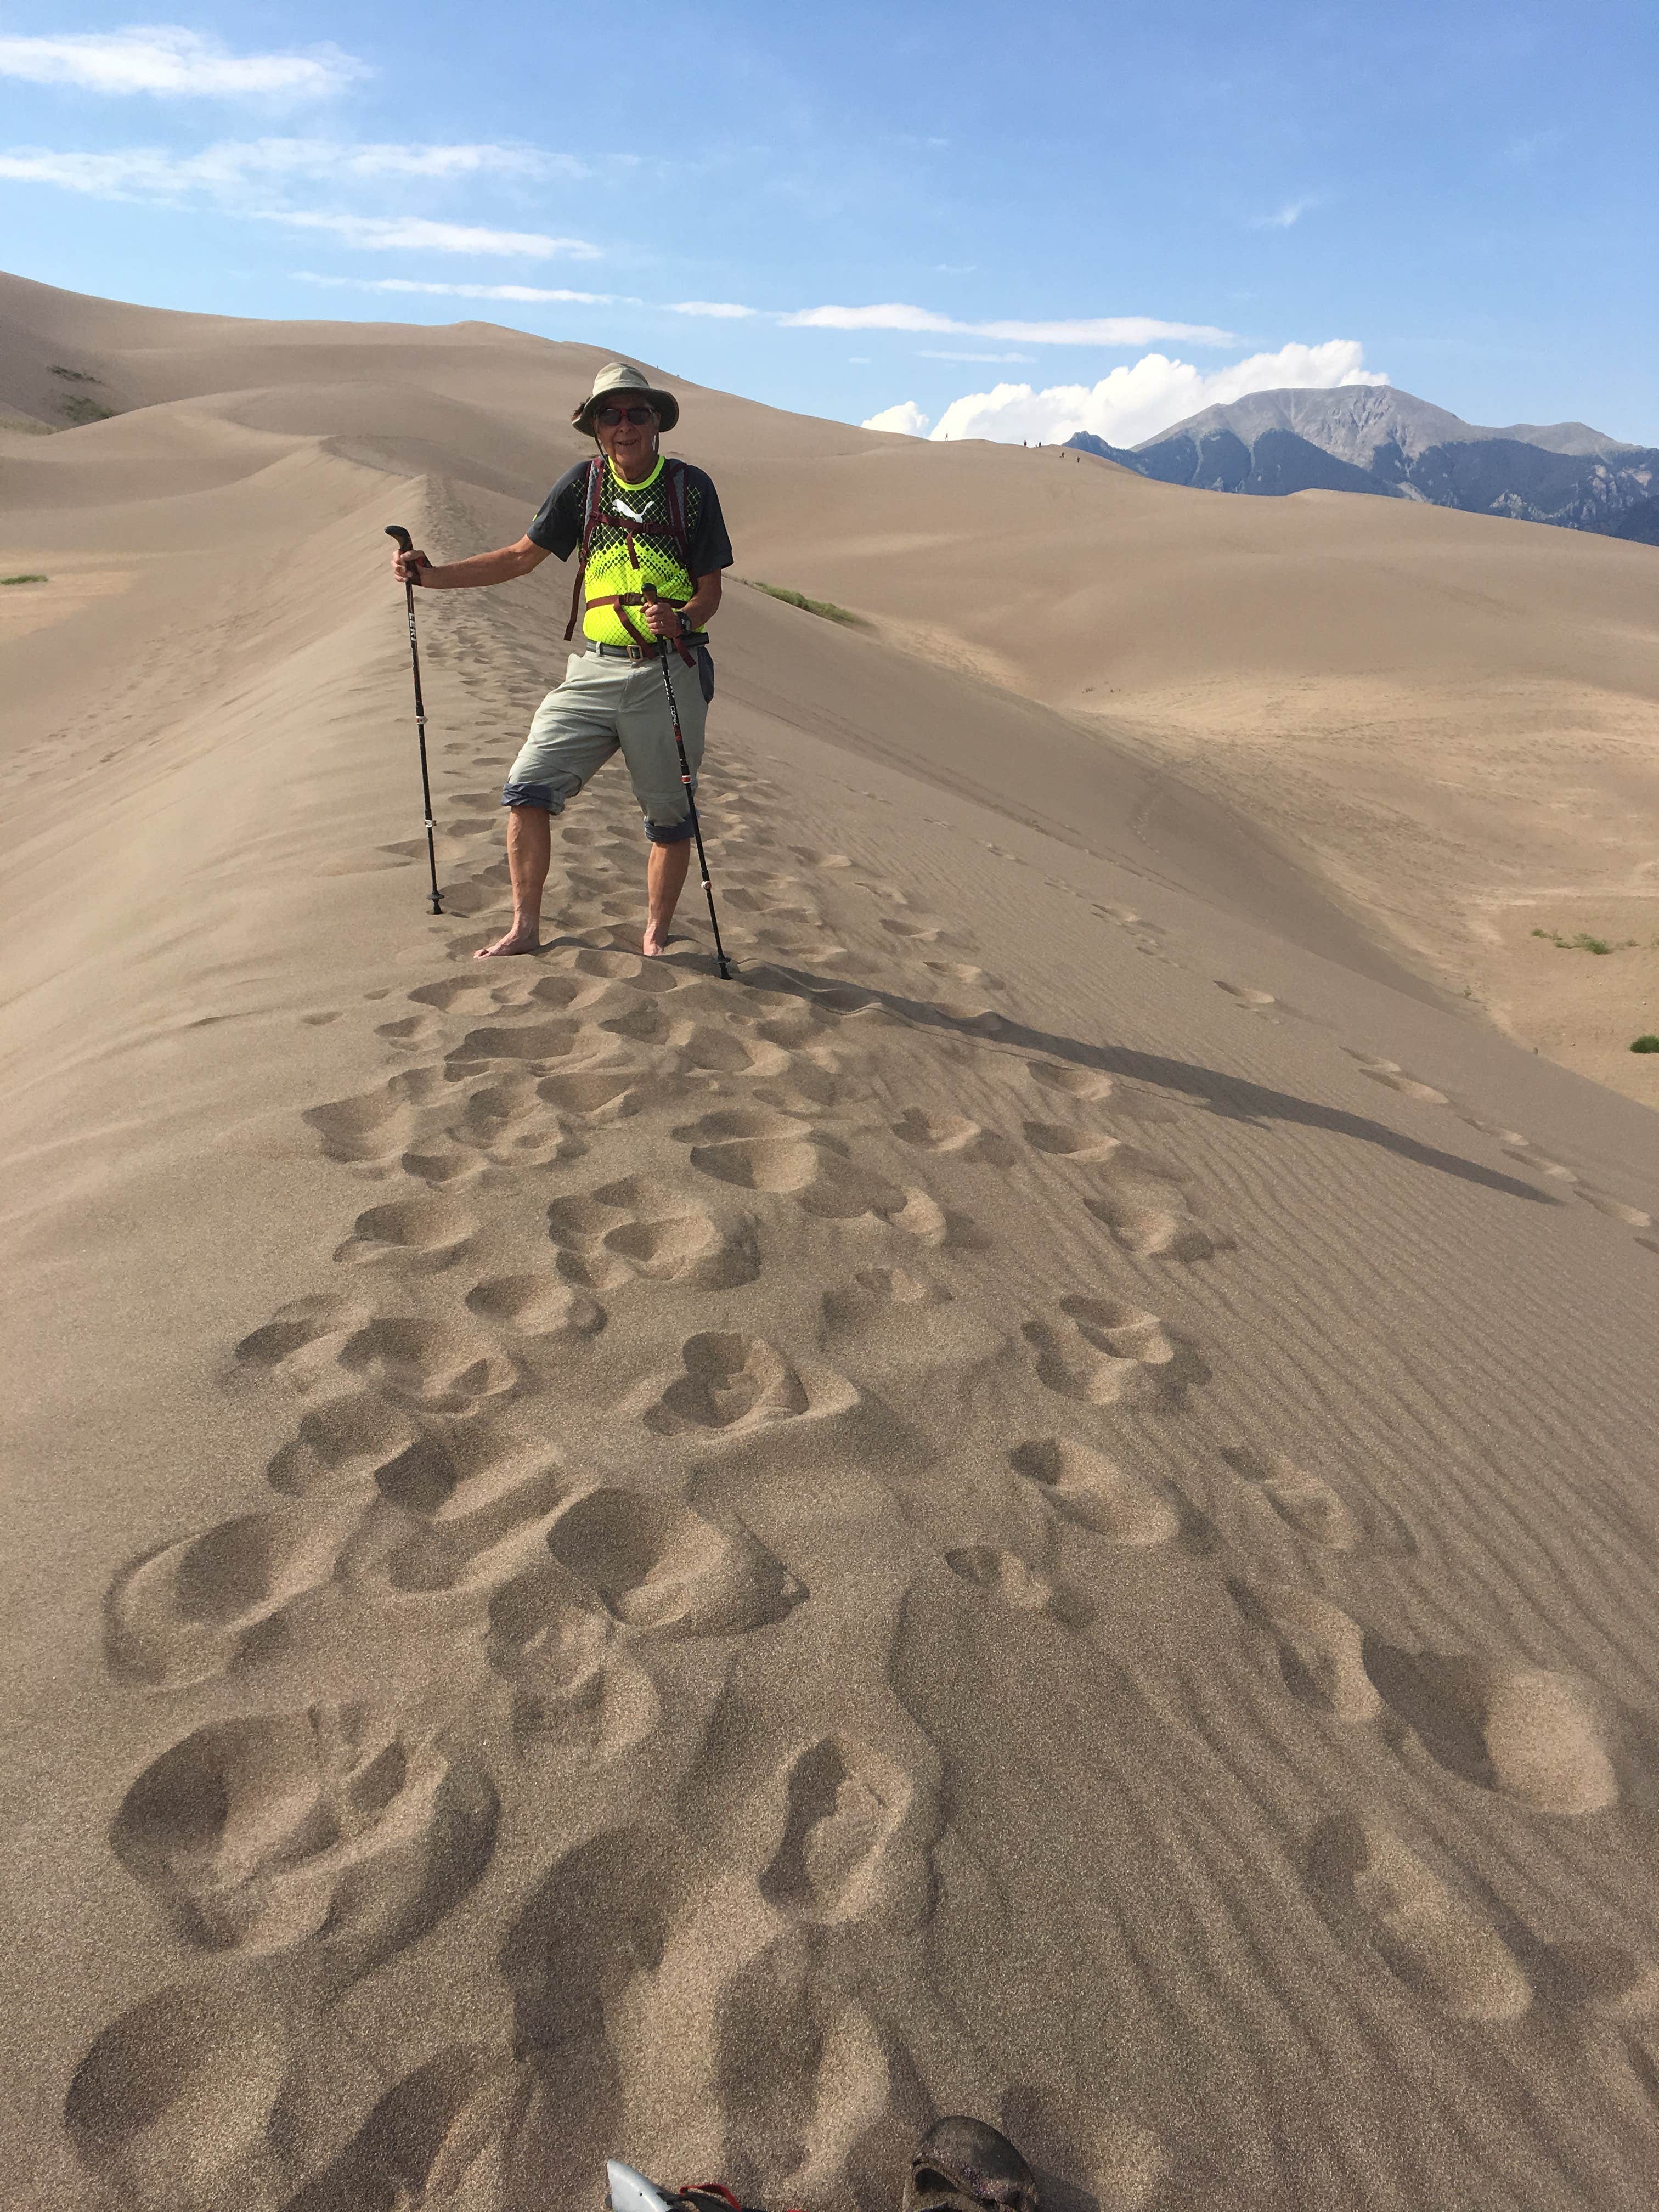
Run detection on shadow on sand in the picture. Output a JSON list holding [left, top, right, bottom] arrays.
[[742, 960, 1558, 1210]]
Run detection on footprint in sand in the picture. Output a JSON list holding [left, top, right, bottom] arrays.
[[234, 1294, 376, 1393], [1023, 1119, 1122, 1163], [337, 1316, 518, 1413], [106, 1497, 367, 1688], [640, 1331, 832, 1436], [332, 1195, 475, 1271], [465, 1273, 607, 1342], [1023, 1296, 1200, 1406], [543, 1485, 805, 1636], [399, 1144, 486, 1191], [759, 1734, 915, 1923], [893, 1106, 1017, 1164], [65, 1978, 292, 2211], [110, 1705, 499, 1962], [1342, 1051, 1449, 1106], [445, 1017, 603, 1072], [534, 1067, 646, 1121], [1027, 1059, 1114, 1104], [944, 1545, 1086, 1624], [303, 1084, 420, 1167], [1308, 1813, 1531, 2020], [377, 1465, 571, 1595], [1085, 1184, 1222, 1263], [1360, 1640, 1619, 1814], [1216, 981, 1278, 1009], [1227, 1579, 1381, 1723], [1009, 1438, 1178, 1547], [1222, 1446, 1366, 1553], [264, 1391, 421, 1497], [713, 1944, 932, 2209], [676, 1106, 909, 1222], [374, 1012, 444, 1054], [547, 1175, 760, 1291], [488, 1560, 659, 1758], [280, 2046, 531, 2211]]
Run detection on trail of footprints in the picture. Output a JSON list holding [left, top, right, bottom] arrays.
[[72, 720, 1659, 2208]]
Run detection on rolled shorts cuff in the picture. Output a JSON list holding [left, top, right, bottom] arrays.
[[501, 780, 559, 813], [642, 808, 697, 845]]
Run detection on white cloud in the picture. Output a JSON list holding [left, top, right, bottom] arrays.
[[918, 349, 1034, 364], [296, 273, 619, 304], [784, 302, 1237, 345], [0, 137, 571, 199], [1250, 196, 1319, 230], [0, 26, 365, 97], [924, 340, 1389, 448], [665, 300, 756, 318], [276, 211, 596, 257], [861, 400, 932, 436]]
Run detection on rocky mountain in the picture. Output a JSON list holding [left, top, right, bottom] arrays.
[[1068, 385, 1657, 537]]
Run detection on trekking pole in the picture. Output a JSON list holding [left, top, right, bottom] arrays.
[[641, 583, 730, 979], [385, 524, 444, 914]]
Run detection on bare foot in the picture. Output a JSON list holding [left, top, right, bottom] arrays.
[[475, 924, 540, 960], [642, 919, 673, 957]]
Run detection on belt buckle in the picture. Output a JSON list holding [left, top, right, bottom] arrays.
[[627, 644, 647, 665]]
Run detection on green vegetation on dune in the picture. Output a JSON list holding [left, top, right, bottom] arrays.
[[49, 364, 99, 382], [2, 573, 48, 585], [745, 578, 867, 627], [58, 394, 116, 426], [1531, 927, 1641, 955], [1632, 1035, 1659, 1054]]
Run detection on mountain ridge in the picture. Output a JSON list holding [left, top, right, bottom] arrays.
[[1068, 383, 1657, 535]]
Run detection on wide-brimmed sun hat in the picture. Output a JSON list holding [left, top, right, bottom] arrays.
[[572, 360, 680, 435]]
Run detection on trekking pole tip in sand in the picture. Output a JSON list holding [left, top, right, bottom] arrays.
[[386, 524, 444, 915]]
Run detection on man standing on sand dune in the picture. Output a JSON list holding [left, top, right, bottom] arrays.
[[389, 362, 734, 960]]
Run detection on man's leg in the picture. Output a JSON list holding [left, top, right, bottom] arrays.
[[617, 662, 708, 958], [475, 804, 552, 958], [478, 664, 619, 958], [645, 839, 692, 956]]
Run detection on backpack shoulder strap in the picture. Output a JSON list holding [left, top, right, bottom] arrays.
[[565, 455, 606, 641], [662, 458, 693, 573]]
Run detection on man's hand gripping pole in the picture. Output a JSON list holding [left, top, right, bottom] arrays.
[[386, 524, 444, 915]]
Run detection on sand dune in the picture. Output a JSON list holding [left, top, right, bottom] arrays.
[[3, 273, 1658, 2212]]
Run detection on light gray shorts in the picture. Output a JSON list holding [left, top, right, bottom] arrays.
[[502, 648, 708, 844]]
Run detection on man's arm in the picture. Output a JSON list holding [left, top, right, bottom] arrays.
[[391, 534, 552, 590], [641, 569, 724, 637]]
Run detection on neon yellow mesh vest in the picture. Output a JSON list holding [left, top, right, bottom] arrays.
[[563, 455, 698, 652]]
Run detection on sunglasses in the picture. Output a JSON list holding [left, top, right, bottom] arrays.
[[596, 404, 657, 426]]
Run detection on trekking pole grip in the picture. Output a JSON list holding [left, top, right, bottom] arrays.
[[386, 524, 414, 552]]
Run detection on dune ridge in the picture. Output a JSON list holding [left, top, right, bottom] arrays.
[[3, 275, 1658, 2210]]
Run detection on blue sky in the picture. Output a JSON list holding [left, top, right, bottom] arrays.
[[2, 3, 1655, 446]]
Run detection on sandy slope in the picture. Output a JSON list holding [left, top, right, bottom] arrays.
[[3, 274, 1658, 2212]]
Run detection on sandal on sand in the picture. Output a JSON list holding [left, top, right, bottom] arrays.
[[903, 2118, 1040, 2212]]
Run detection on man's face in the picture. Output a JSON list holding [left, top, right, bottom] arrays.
[[596, 398, 659, 477]]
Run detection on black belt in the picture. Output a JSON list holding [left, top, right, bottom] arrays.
[[592, 636, 707, 664]]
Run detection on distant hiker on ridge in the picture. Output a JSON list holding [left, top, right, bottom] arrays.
[[390, 362, 734, 958]]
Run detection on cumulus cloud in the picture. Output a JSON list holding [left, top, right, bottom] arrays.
[[665, 300, 757, 318], [861, 400, 932, 436], [924, 340, 1388, 449], [0, 26, 366, 97], [788, 301, 1237, 346], [296, 274, 619, 304]]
